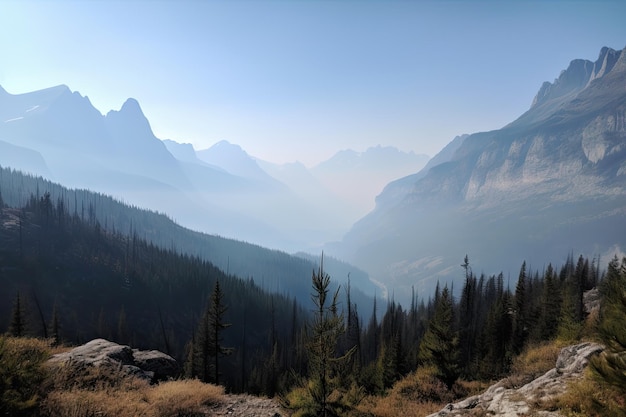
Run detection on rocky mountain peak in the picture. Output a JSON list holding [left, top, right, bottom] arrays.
[[589, 46, 622, 82], [531, 46, 624, 109], [531, 59, 595, 108], [119, 97, 142, 115]]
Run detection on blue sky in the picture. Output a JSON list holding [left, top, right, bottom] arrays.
[[1, 0, 625, 166]]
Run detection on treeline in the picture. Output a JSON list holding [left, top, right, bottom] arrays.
[[346, 254, 600, 394], [0, 165, 374, 310]]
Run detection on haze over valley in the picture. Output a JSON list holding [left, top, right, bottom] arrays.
[[2, 2, 626, 415]]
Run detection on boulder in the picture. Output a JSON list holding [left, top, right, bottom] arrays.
[[427, 342, 604, 417], [48, 338, 180, 383]]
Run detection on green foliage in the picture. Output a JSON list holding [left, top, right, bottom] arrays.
[[189, 279, 233, 385], [286, 259, 358, 417], [9, 292, 26, 337], [0, 336, 50, 416], [591, 256, 626, 390], [418, 285, 459, 388], [538, 264, 561, 340]]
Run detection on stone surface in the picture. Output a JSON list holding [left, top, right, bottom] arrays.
[[583, 288, 601, 315], [426, 342, 604, 417], [48, 338, 180, 382]]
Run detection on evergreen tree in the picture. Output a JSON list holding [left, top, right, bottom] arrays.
[[513, 261, 529, 353], [190, 279, 233, 384], [9, 292, 26, 337], [207, 279, 233, 385], [481, 283, 513, 378], [458, 256, 478, 375], [49, 304, 61, 346], [307, 260, 354, 417], [117, 306, 130, 344], [591, 256, 626, 389], [538, 264, 561, 340], [418, 285, 459, 388]]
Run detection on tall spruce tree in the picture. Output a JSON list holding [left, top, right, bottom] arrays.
[[458, 256, 478, 375], [418, 285, 459, 388], [538, 264, 561, 340], [207, 279, 233, 385], [9, 292, 26, 337], [513, 261, 529, 353], [191, 278, 233, 384]]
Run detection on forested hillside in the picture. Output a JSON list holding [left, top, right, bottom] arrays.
[[0, 187, 309, 392], [0, 166, 374, 311]]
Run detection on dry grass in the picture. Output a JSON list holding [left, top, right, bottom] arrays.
[[0, 337, 226, 417], [554, 372, 626, 417], [504, 341, 564, 389], [356, 366, 473, 417], [146, 379, 224, 416], [42, 342, 224, 417], [42, 378, 224, 417]]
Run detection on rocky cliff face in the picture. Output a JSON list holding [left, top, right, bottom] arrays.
[[339, 46, 626, 303]]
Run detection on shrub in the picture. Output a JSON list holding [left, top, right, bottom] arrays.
[[0, 336, 50, 416], [556, 372, 626, 417], [356, 366, 470, 417], [505, 341, 563, 388]]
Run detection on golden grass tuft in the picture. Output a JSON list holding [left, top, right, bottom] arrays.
[[42, 379, 224, 417], [504, 341, 564, 388], [554, 371, 626, 417], [146, 379, 224, 416], [356, 366, 467, 417]]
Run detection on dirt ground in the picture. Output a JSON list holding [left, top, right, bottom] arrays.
[[207, 394, 289, 417]]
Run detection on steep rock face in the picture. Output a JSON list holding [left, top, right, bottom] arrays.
[[427, 343, 604, 417], [339, 46, 626, 303]]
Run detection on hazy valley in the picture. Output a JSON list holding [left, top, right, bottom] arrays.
[[1, 45, 626, 417]]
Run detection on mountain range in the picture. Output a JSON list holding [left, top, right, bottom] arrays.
[[1, 45, 624, 307], [0, 84, 427, 252], [333, 45, 626, 304]]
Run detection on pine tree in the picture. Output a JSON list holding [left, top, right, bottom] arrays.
[[418, 285, 459, 388], [306, 259, 354, 417], [117, 306, 130, 344], [591, 256, 626, 389], [458, 256, 478, 375], [9, 292, 26, 337], [206, 279, 233, 385], [482, 284, 513, 378], [190, 280, 233, 384], [513, 261, 529, 353], [538, 264, 561, 340], [49, 304, 61, 346]]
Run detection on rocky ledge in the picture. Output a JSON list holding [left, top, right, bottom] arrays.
[[48, 338, 180, 383], [427, 342, 604, 417]]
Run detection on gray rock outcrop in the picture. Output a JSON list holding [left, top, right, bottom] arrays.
[[48, 338, 180, 383], [427, 342, 604, 417]]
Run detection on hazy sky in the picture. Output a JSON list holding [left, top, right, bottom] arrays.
[[1, 1, 625, 166]]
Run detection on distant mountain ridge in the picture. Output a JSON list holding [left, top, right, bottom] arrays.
[[0, 83, 428, 253], [335, 45, 626, 305]]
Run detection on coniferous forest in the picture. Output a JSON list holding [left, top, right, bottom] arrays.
[[1, 167, 624, 416]]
